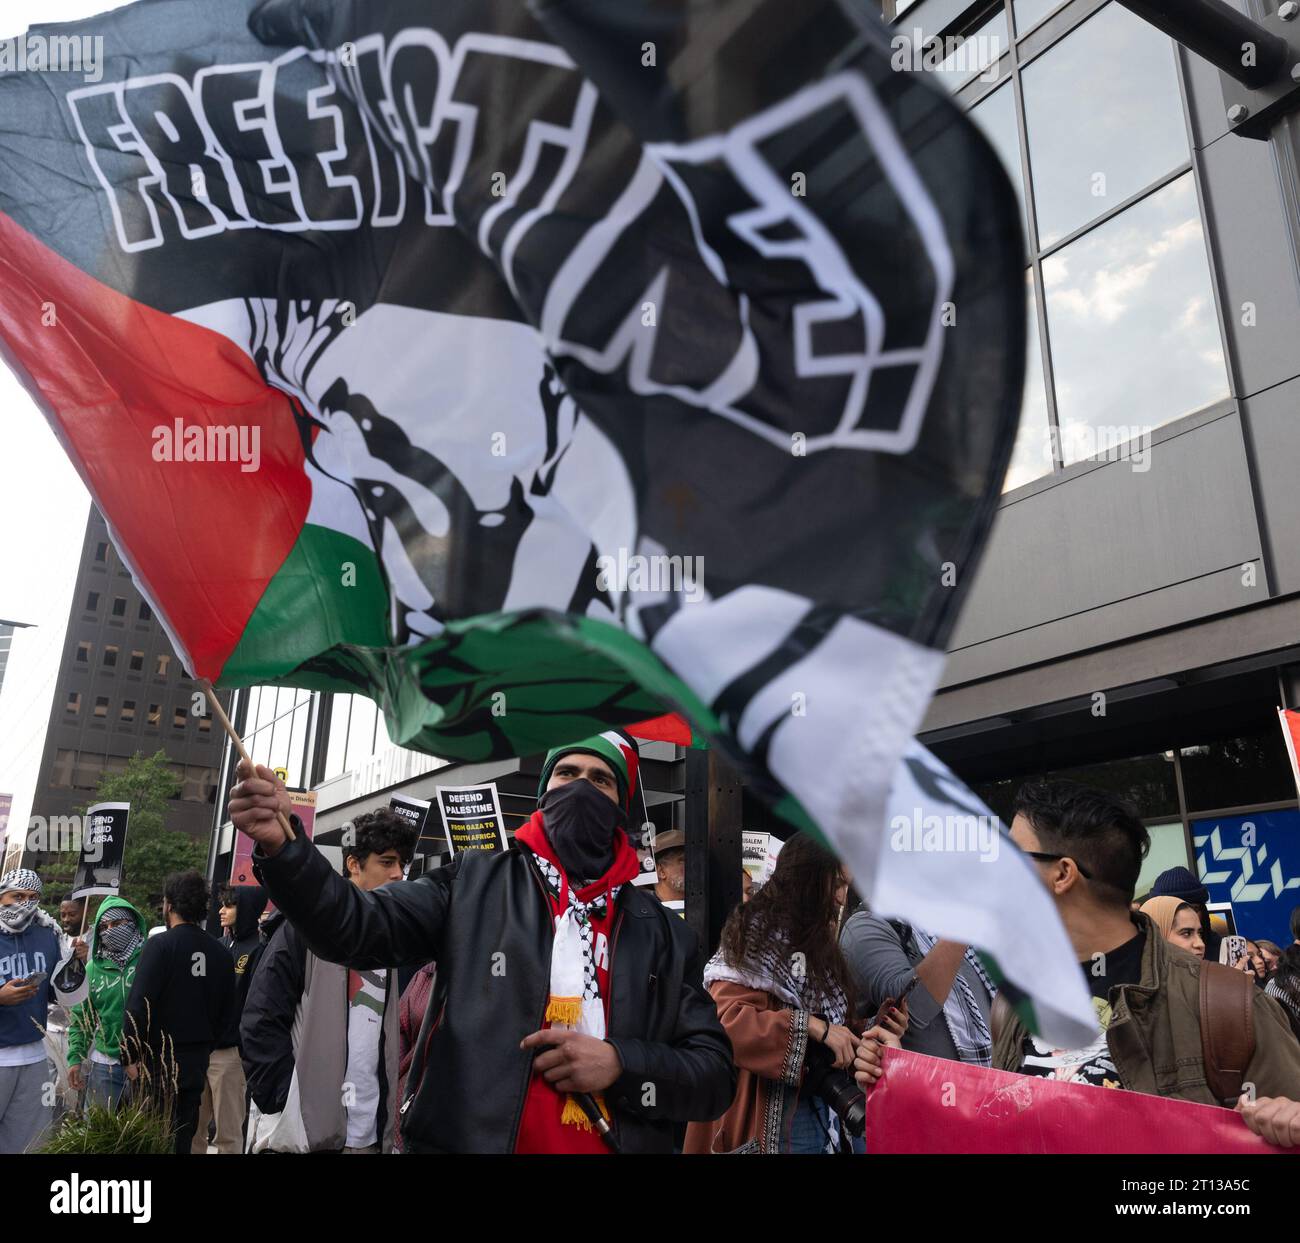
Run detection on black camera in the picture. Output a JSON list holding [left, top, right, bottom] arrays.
[[803, 1038, 866, 1138]]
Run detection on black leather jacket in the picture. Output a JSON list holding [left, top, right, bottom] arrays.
[[252, 831, 735, 1153]]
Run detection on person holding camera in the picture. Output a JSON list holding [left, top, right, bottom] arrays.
[[685, 833, 864, 1154]]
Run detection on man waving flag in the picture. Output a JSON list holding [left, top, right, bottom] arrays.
[[0, 0, 1095, 1045]]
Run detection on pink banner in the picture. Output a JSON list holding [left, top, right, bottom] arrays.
[[865, 1048, 1297, 1153], [230, 789, 315, 888]]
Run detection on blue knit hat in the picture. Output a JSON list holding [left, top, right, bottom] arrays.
[[1149, 865, 1209, 906]]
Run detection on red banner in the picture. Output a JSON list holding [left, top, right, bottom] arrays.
[[230, 789, 315, 888], [865, 1048, 1297, 1153], [1280, 708, 1300, 802]]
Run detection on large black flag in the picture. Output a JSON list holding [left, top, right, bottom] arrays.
[[0, 2, 1097, 1039]]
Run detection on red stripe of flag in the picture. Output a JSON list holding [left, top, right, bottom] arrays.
[[627, 713, 700, 748], [0, 210, 308, 681]]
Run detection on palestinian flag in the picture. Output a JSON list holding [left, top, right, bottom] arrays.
[[0, 0, 1095, 1043], [628, 714, 701, 749]]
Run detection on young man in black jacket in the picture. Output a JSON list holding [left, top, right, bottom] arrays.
[[229, 729, 735, 1153], [239, 813, 413, 1153], [122, 871, 235, 1155]]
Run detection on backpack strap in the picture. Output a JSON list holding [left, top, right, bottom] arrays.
[[990, 991, 1013, 1047], [1199, 960, 1256, 1105]]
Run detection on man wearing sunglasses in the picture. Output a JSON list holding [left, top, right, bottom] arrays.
[[998, 780, 1300, 1115]]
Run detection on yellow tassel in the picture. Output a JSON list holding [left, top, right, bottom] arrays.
[[545, 996, 583, 1026], [560, 1092, 610, 1130], [561, 1095, 593, 1130]]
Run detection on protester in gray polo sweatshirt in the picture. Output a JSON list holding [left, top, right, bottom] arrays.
[[839, 907, 996, 1066]]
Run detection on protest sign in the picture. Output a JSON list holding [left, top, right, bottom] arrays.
[[437, 784, 508, 856], [71, 802, 129, 900]]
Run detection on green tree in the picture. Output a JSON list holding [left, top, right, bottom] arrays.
[[42, 750, 209, 929]]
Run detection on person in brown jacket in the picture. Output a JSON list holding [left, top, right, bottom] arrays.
[[997, 780, 1300, 1107], [686, 833, 889, 1154]]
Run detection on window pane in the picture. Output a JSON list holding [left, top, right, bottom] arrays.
[[1003, 271, 1054, 490], [1135, 822, 1190, 899], [66, 692, 81, 715], [103, 645, 118, 668], [76, 642, 92, 663], [324, 695, 351, 781], [345, 696, 379, 775], [74, 755, 102, 788], [147, 703, 161, 728], [930, 9, 1009, 94], [1023, 3, 1187, 247], [1050, 752, 1181, 818], [111, 597, 126, 617], [1043, 174, 1228, 465], [1180, 728, 1296, 813], [156, 654, 171, 677], [1014, 0, 1063, 36], [129, 651, 144, 672], [286, 701, 310, 788], [51, 750, 75, 788], [969, 80, 1027, 247], [94, 697, 109, 719], [86, 592, 99, 611]]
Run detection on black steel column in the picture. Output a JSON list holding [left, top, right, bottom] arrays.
[[684, 748, 744, 954], [1115, 0, 1289, 88]]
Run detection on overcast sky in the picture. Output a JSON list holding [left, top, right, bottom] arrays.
[[0, 1, 132, 848]]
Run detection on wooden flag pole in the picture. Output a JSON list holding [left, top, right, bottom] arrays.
[[201, 681, 296, 842]]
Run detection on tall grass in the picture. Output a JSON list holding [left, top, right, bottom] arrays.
[[37, 1004, 179, 1155]]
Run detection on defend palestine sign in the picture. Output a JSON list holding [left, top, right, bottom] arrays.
[[389, 792, 437, 878], [72, 802, 130, 900], [437, 784, 508, 857]]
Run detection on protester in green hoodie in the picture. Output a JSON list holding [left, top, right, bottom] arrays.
[[66, 897, 148, 1111]]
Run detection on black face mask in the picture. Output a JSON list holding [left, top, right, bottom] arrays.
[[539, 779, 627, 882]]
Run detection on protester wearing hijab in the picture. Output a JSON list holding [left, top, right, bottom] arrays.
[[1147, 866, 1220, 961], [66, 897, 148, 1111], [1139, 896, 1206, 959], [0, 869, 87, 1152]]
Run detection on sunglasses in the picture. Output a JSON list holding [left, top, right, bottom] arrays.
[[1022, 850, 1093, 881]]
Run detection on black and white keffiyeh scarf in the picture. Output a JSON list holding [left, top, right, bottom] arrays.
[[704, 929, 848, 1025], [909, 924, 997, 1067], [532, 855, 623, 1027], [531, 854, 626, 1132]]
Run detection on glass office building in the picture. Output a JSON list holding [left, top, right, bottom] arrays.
[[897, 0, 1300, 944]]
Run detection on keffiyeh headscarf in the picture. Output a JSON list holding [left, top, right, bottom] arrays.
[[0, 869, 44, 934], [97, 913, 143, 968]]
